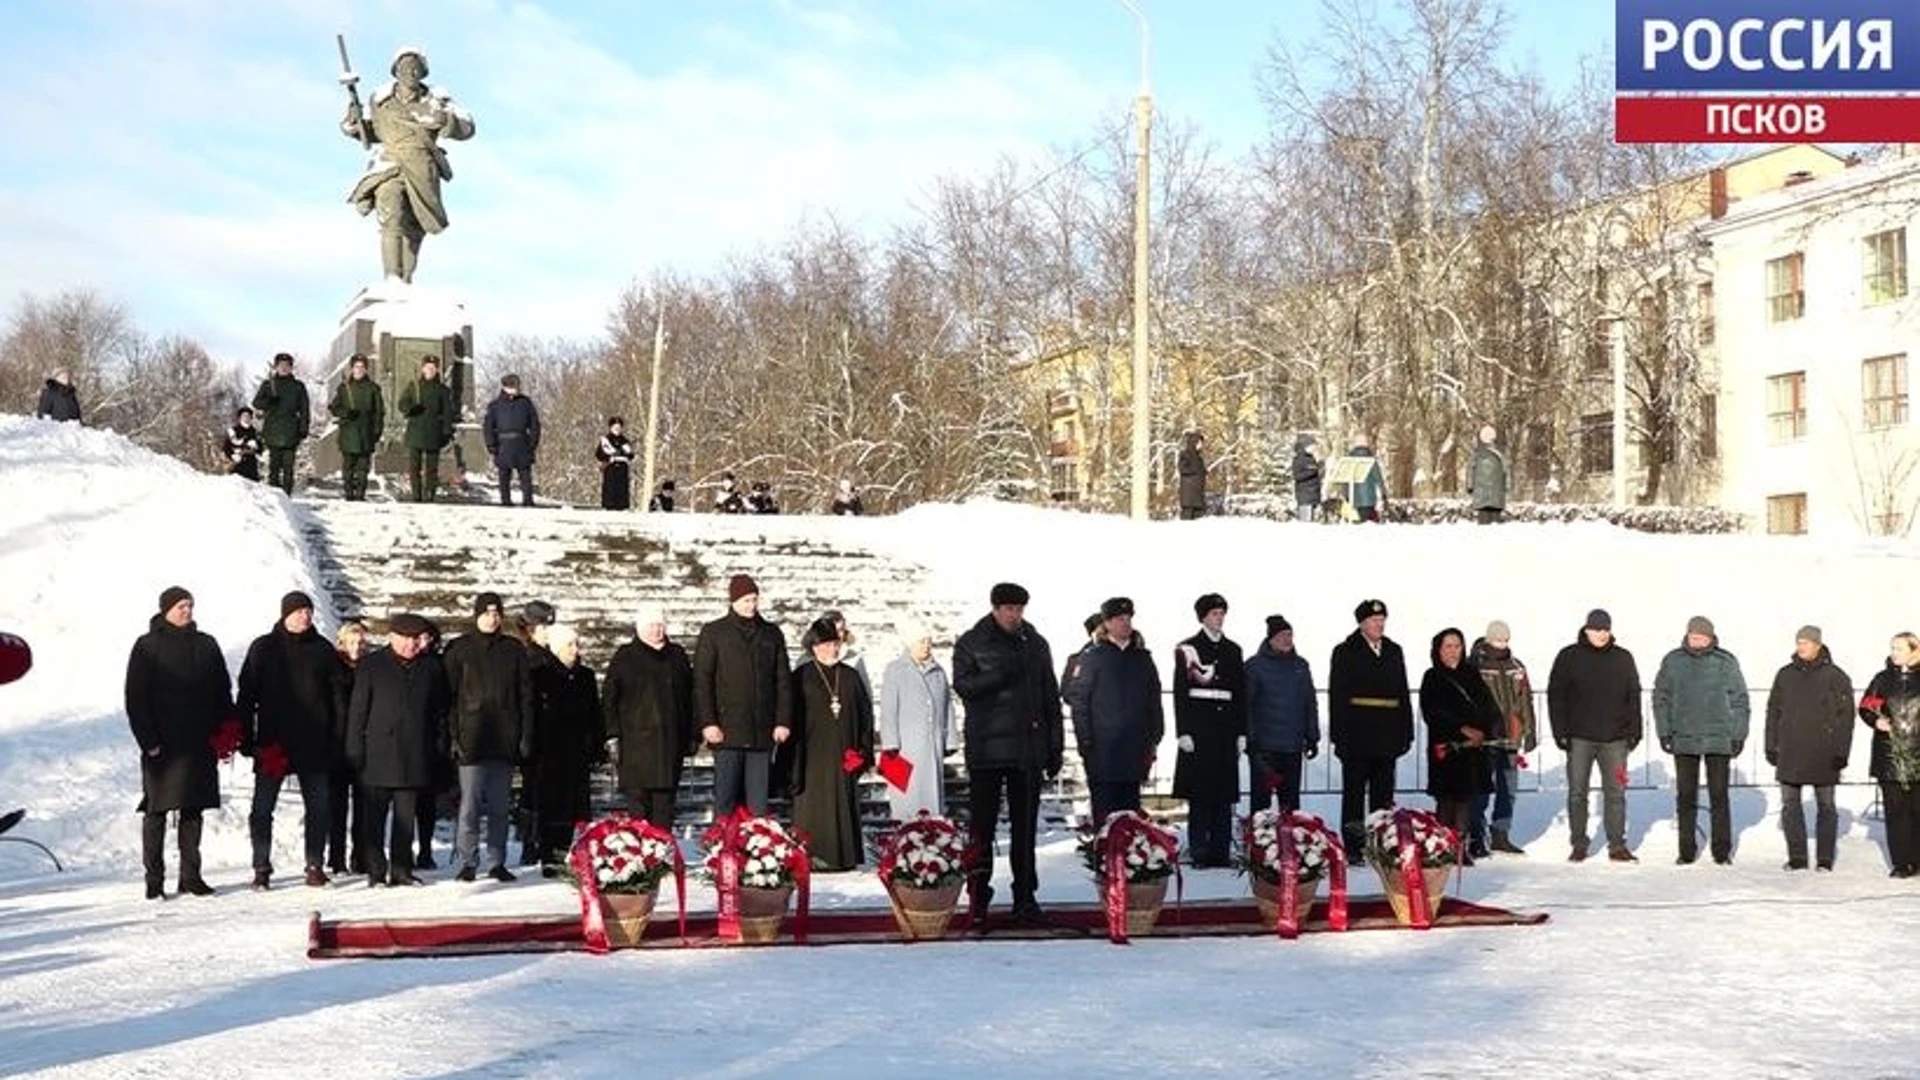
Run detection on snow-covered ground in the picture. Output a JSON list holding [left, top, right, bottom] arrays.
[[3, 415, 1919, 1079]]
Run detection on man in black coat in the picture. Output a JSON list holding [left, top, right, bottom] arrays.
[[604, 605, 696, 829], [692, 574, 793, 816], [1765, 625, 1854, 871], [1328, 599, 1413, 857], [347, 613, 450, 886], [34, 369, 81, 423], [952, 582, 1062, 926], [1068, 597, 1165, 827], [441, 591, 534, 881], [1547, 608, 1645, 863], [482, 373, 541, 507], [1172, 593, 1245, 868], [237, 591, 349, 889], [125, 586, 232, 899]]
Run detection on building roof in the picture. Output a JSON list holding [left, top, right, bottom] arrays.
[[1698, 151, 1920, 237]]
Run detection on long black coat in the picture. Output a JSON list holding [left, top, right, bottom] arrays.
[[1420, 641, 1500, 799], [952, 614, 1062, 774], [604, 638, 696, 793], [1177, 447, 1207, 510], [692, 614, 793, 750], [441, 630, 534, 765], [236, 623, 349, 775], [1290, 440, 1322, 508], [125, 616, 232, 812], [533, 658, 601, 830], [347, 648, 450, 789], [785, 659, 874, 870], [1765, 648, 1855, 786], [1171, 631, 1245, 802], [1067, 633, 1165, 785], [35, 379, 80, 422], [596, 433, 635, 510], [1860, 662, 1920, 784], [483, 393, 541, 468], [1328, 630, 1413, 761], [1547, 632, 1645, 746]]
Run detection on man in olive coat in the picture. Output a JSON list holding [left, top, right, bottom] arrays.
[[328, 354, 386, 501], [1654, 615, 1750, 865], [251, 353, 311, 495], [125, 586, 232, 899], [1765, 625, 1854, 871], [397, 355, 455, 503]]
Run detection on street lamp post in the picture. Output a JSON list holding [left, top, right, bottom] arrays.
[[1117, 0, 1152, 521]]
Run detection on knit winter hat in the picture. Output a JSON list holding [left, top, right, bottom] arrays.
[[158, 586, 193, 615], [1193, 593, 1228, 620], [1265, 614, 1293, 637], [1584, 608, 1612, 632], [1354, 599, 1387, 623], [1796, 624, 1823, 644], [473, 591, 505, 616], [1686, 615, 1716, 638], [281, 591, 315, 618], [990, 582, 1030, 607], [728, 574, 759, 603], [1485, 620, 1512, 644]]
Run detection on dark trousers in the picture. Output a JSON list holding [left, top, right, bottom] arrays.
[[1179, 505, 1204, 520], [497, 464, 534, 506], [326, 773, 361, 871], [417, 783, 441, 863], [363, 788, 420, 881], [967, 766, 1040, 907], [342, 453, 372, 500], [1186, 800, 1234, 864], [1475, 507, 1506, 524], [267, 445, 297, 494], [1882, 782, 1920, 871], [1088, 780, 1142, 826], [1675, 753, 1733, 861], [248, 769, 331, 872], [1781, 783, 1837, 867], [1471, 749, 1519, 842], [627, 787, 678, 831], [1338, 754, 1398, 847], [408, 449, 440, 502], [711, 748, 771, 817], [1248, 750, 1304, 813], [141, 809, 204, 887]]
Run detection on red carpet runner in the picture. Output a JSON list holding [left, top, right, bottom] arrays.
[[308, 897, 1547, 959]]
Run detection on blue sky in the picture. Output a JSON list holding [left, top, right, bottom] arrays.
[[0, 0, 1614, 367]]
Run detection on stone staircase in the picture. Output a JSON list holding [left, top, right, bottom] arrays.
[[296, 500, 1089, 840]]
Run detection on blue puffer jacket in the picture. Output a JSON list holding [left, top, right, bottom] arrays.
[[1244, 641, 1319, 753]]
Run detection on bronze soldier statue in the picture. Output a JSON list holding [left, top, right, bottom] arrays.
[[339, 44, 476, 283]]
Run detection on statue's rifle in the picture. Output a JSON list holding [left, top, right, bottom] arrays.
[[336, 33, 371, 149]]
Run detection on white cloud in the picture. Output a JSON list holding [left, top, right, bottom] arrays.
[[0, 0, 1113, 367]]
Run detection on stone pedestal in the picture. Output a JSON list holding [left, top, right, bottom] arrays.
[[312, 282, 486, 493]]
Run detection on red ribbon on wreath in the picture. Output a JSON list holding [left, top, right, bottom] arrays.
[[1390, 807, 1459, 931], [569, 811, 687, 955], [874, 816, 968, 944], [1101, 813, 1182, 945], [707, 808, 812, 944], [1270, 811, 1349, 939]]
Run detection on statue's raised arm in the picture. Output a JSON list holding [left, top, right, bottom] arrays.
[[341, 46, 476, 284]]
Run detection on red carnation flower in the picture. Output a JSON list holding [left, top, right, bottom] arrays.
[[258, 744, 289, 780]]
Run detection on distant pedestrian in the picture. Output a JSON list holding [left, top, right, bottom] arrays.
[[1178, 431, 1208, 520], [748, 480, 779, 514], [1548, 608, 1644, 863], [714, 472, 746, 514], [648, 478, 676, 512], [223, 407, 264, 483], [34, 368, 80, 423], [1290, 435, 1322, 522], [483, 373, 541, 507], [1345, 436, 1385, 523], [328, 354, 385, 501], [1765, 625, 1853, 872], [251, 352, 311, 495], [1468, 424, 1509, 524], [595, 417, 635, 511], [397, 356, 455, 503], [125, 586, 230, 899], [831, 479, 863, 516], [1654, 615, 1750, 865]]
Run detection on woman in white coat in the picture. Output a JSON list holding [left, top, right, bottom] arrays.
[[878, 630, 956, 819]]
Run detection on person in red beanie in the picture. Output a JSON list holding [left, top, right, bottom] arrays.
[[692, 574, 793, 815]]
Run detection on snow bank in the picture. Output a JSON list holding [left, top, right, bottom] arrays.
[[0, 416, 325, 875]]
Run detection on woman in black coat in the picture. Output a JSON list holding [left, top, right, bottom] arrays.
[[595, 418, 635, 511], [1420, 627, 1498, 862], [124, 586, 232, 899], [602, 610, 695, 830], [1861, 632, 1920, 877], [786, 619, 874, 872], [531, 627, 603, 874]]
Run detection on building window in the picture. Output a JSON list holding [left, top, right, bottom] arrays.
[[1767, 371, 1807, 442], [1698, 393, 1718, 459], [1696, 281, 1715, 346], [1766, 493, 1808, 535], [1766, 252, 1805, 322], [1864, 353, 1909, 429], [1579, 412, 1613, 475], [1863, 228, 1908, 306]]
